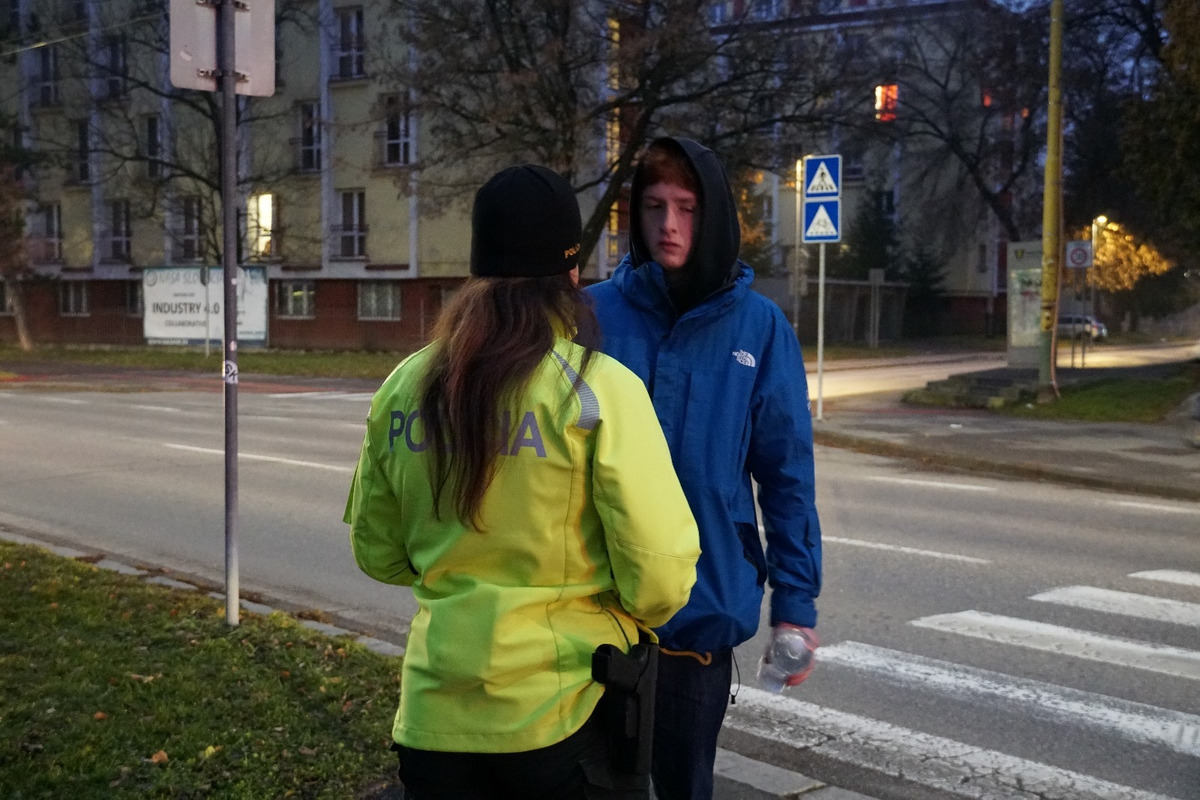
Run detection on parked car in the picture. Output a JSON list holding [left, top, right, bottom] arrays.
[[1057, 314, 1108, 341]]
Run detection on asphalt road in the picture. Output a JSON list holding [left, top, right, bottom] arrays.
[[1, 346, 1197, 799]]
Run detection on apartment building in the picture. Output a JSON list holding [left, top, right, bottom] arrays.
[[0, 0, 1034, 349]]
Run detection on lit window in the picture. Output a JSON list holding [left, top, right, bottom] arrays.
[[874, 83, 898, 122], [357, 281, 400, 321], [247, 193, 278, 259]]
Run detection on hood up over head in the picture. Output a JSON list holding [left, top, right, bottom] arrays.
[[628, 136, 742, 312]]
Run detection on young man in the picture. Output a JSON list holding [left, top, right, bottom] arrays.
[[587, 137, 822, 800]]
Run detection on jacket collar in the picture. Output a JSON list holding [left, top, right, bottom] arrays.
[[611, 254, 754, 321]]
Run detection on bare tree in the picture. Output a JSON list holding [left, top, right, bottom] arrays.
[[25, 0, 319, 264], [0, 163, 34, 350], [848, 2, 1048, 244], [376, 0, 845, 265]]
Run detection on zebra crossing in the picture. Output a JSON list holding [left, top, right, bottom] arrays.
[[724, 568, 1200, 800]]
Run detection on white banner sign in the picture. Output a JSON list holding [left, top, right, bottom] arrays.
[[142, 266, 268, 345]]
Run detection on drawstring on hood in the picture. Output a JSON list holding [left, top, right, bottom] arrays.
[[629, 137, 742, 313]]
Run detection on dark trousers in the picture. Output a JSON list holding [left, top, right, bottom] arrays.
[[395, 709, 648, 800], [650, 648, 733, 800]]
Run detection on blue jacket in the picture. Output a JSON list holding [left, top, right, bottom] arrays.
[[588, 258, 822, 652]]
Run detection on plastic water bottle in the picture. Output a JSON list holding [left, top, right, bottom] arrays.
[[757, 626, 816, 693]]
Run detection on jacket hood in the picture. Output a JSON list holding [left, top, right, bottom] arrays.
[[629, 137, 741, 310]]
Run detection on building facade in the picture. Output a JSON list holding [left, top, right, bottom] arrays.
[[0, 0, 1034, 350]]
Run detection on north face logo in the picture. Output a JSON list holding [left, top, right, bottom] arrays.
[[732, 350, 756, 368]]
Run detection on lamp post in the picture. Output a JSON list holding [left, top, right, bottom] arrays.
[[1090, 214, 1106, 319], [792, 158, 802, 337]]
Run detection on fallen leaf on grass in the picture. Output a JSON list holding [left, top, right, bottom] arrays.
[[201, 745, 222, 758], [128, 673, 160, 684], [298, 746, 317, 757], [150, 750, 169, 764], [93, 711, 108, 720]]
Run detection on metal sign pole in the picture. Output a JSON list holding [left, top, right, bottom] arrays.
[[816, 242, 826, 422], [219, 0, 239, 626]]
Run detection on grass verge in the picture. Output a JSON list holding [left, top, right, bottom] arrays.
[[0, 345, 411, 381], [1003, 363, 1200, 422], [0, 336, 1008, 379], [0, 542, 401, 800]]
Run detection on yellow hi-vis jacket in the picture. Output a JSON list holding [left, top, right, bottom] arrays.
[[345, 337, 699, 753]]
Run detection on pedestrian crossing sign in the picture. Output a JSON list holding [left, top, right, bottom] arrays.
[[803, 155, 841, 198], [803, 199, 840, 243]]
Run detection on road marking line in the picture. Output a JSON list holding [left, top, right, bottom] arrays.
[[163, 443, 354, 473], [242, 415, 294, 423], [1132, 570, 1200, 588], [1110, 500, 1200, 516], [822, 535, 990, 564], [266, 391, 374, 402], [911, 610, 1200, 681], [723, 687, 1183, 800], [266, 391, 335, 398], [820, 641, 1200, 756], [866, 476, 996, 492], [42, 396, 86, 405], [1031, 586, 1200, 628], [133, 404, 181, 413]]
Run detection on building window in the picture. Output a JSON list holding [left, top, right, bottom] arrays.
[[334, 7, 365, 79], [298, 102, 321, 171], [357, 280, 400, 321], [710, 1, 732, 24], [101, 36, 128, 99], [126, 279, 143, 316], [247, 192, 278, 259], [179, 196, 204, 261], [109, 200, 132, 262], [382, 95, 414, 166], [73, 120, 90, 182], [36, 44, 60, 106], [748, 0, 782, 20], [275, 280, 315, 318], [145, 115, 162, 178], [875, 83, 898, 122], [337, 190, 366, 258], [31, 203, 63, 264], [59, 282, 89, 316]]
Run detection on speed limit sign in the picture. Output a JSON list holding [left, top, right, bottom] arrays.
[[1065, 240, 1093, 269]]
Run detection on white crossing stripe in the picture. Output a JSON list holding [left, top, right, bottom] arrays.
[[133, 404, 181, 413], [267, 391, 374, 402], [911, 610, 1200, 681], [822, 535, 990, 564], [1031, 586, 1200, 628], [867, 475, 996, 492], [723, 687, 1184, 800], [163, 443, 353, 473], [819, 641, 1200, 756], [43, 396, 86, 404], [1132, 570, 1200, 588], [1109, 500, 1200, 516]]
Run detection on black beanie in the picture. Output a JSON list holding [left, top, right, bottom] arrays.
[[470, 165, 583, 277]]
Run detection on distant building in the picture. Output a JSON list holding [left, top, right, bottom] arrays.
[[0, 0, 1032, 349]]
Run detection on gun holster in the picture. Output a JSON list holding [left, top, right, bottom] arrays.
[[591, 638, 659, 775]]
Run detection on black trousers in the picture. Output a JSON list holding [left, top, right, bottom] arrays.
[[394, 708, 648, 800]]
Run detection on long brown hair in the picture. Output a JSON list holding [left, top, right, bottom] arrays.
[[419, 272, 599, 528]]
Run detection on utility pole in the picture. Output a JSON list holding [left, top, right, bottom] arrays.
[[1038, 0, 1064, 398]]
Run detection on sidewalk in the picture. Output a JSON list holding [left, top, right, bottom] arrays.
[[812, 365, 1200, 504]]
